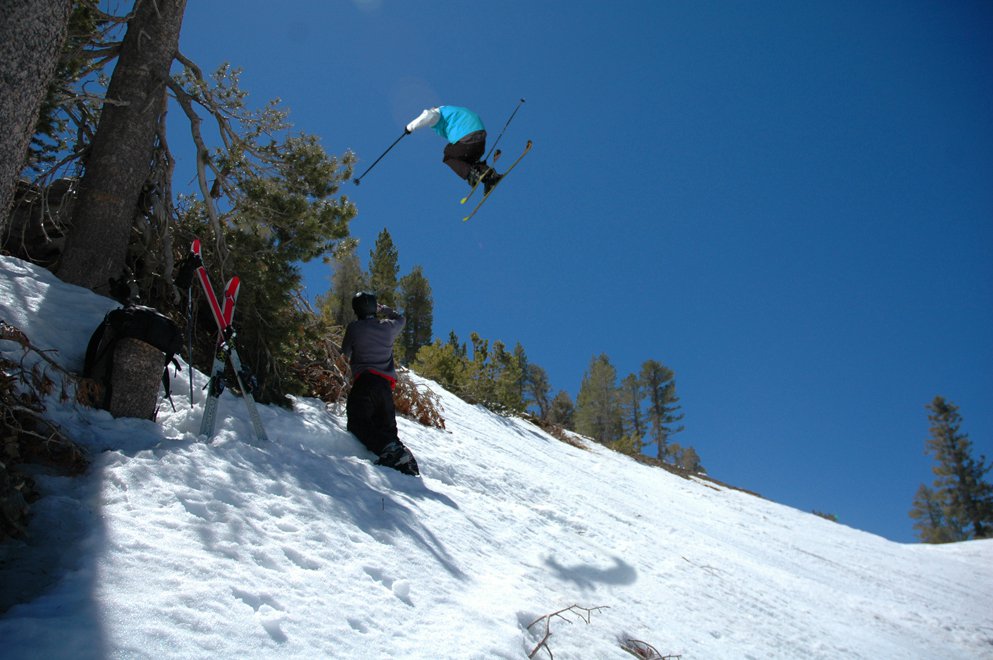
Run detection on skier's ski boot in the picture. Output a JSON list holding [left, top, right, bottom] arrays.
[[482, 169, 503, 195], [376, 440, 420, 476], [467, 163, 487, 188]]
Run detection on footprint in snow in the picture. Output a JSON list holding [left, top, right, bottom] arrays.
[[258, 606, 288, 644], [363, 565, 413, 606], [231, 587, 285, 613], [282, 546, 321, 570], [231, 588, 289, 643]]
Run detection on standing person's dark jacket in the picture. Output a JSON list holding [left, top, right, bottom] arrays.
[[341, 305, 405, 384]]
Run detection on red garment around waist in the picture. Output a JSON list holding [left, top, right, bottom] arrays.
[[355, 369, 397, 390]]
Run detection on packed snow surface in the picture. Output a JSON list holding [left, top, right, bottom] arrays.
[[1, 255, 991, 659]]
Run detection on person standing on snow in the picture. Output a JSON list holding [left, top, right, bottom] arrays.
[[405, 105, 502, 193], [341, 292, 419, 476]]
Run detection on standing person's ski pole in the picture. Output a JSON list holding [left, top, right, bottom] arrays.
[[353, 131, 407, 185]]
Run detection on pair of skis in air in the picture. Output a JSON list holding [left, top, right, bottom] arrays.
[[189, 239, 268, 444], [459, 139, 533, 222]]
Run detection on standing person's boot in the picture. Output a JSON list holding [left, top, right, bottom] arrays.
[[376, 440, 420, 476]]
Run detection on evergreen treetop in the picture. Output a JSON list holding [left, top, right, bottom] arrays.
[[910, 396, 993, 542], [368, 228, 399, 307], [575, 354, 622, 445]]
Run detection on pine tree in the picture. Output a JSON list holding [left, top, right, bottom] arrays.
[[464, 332, 495, 405], [447, 331, 467, 360], [368, 228, 399, 307], [668, 442, 704, 473], [492, 340, 525, 413], [612, 434, 644, 457], [619, 373, 645, 443], [910, 396, 993, 542], [411, 339, 465, 393], [526, 364, 552, 421], [680, 445, 703, 473], [318, 242, 367, 327], [910, 484, 960, 543], [575, 354, 622, 445], [512, 343, 529, 410], [204, 127, 357, 401], [642, 359, 684, 460], [412, 330, 529, 417], [398, 265, 432, 365], [547, 390, 575, 429]]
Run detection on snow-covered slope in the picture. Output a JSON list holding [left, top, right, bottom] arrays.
[[1, 255, 991, 659]]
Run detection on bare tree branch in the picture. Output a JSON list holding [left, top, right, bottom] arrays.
[[165, 75, 224, 249], [526, 605, 610, 659], [620, 638, 680, 659]]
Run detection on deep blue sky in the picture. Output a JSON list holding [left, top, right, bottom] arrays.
[[174, 1, 993, 543]]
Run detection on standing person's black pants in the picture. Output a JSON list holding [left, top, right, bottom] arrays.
[[346, 372, 398, 455]]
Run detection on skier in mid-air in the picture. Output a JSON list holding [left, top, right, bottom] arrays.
[[405, 105, 502, 193], [341, 292, 419, 476]]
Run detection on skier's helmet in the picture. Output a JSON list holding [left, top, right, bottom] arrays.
[[352, 291, 377, 319]]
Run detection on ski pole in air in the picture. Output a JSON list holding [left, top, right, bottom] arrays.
[[484, 97, 526, 163], [353, 131, 407, 185]]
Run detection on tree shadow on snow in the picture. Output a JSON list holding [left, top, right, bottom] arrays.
[[223, 426, 469, 583], [543, 555, 638, 591], [0, 449, 110, 658], [0, 395, 468, 660]]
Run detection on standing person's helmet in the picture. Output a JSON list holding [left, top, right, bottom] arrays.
[[352, 291, 378, 319]]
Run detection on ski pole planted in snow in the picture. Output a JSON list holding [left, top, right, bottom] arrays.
[[353, 131, 407, 185], [174, 247, 201, 407]]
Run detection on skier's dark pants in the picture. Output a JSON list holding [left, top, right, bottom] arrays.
[[442, 130, 487, 180], [346, 372, 398, 455]]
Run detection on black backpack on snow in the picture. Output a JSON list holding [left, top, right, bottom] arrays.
[[83, 305, 184, 410]]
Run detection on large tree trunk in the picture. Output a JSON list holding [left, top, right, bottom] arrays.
[[108, 337, 165, 419], [0, 0, 73, 237], [57, 0, 187, 295]]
